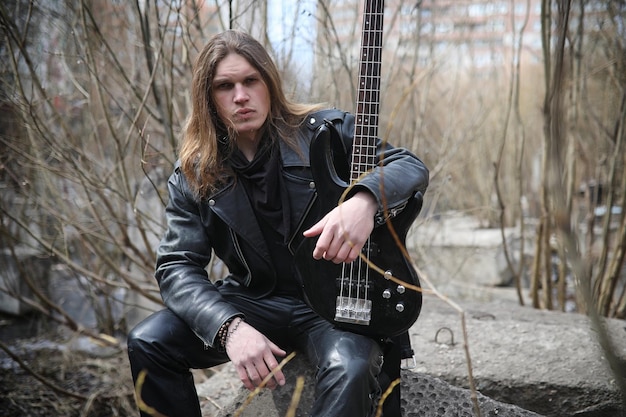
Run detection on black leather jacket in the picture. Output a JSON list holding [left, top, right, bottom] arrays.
[[155, 109, 429, 349]]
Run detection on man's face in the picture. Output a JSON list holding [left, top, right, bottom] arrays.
[[212, 53, 271, 149]]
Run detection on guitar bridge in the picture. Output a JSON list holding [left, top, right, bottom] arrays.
[[334, 296, 372, 325]]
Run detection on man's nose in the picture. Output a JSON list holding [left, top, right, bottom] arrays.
[[233, 84, 249, 103]]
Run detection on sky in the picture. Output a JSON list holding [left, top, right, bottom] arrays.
[[267, 0, 317, 79]]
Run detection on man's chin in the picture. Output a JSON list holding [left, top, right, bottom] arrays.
[[234, 125, 262, 141]]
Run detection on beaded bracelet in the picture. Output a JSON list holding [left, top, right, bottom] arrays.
[[217, 320, 230, 349], [225, 317, 243, 349]]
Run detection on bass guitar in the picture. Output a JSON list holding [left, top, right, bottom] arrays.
[[294, 0, 423, 338]]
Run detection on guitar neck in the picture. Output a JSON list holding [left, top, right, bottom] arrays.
[[351, 0, 384, 182]]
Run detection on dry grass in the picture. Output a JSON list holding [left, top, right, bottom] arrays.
[[0, 316, 136, 417]]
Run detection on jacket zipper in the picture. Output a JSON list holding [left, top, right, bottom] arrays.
[[287, 192, 318, 255], [375, 201, 408, 226], [230, 229, 252, 286]]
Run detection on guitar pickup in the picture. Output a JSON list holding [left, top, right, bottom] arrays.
[[336, 279, 371, 297], [361, 242, 380, 257]]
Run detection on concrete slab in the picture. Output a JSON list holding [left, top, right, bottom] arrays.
[[410, 295, 626, 416], [199, 296, 626, 417], [212, 355, 545, 417]]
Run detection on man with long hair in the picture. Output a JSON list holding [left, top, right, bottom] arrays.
[[127, 30, 429, 417]]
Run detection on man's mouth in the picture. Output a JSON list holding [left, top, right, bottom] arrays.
[[236, 108, 253, 116]]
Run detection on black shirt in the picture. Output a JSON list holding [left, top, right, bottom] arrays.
[[230, 138, 300, 296]]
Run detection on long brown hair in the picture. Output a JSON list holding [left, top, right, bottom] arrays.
[[179, 30, 323, 199]]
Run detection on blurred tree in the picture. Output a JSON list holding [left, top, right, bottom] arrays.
[[0, 0, 622, 358], [0, 0, 625, 414]]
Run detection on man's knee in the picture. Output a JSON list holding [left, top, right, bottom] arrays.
[[318, 341, 383, 386], [127, 315, 161, 355]]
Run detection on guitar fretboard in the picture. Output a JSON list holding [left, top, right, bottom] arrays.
[[351, 0, 384, 183]]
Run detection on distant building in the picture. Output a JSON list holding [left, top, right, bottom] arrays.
[[317, 0, 613, 72], [321, 0, 544, 71], [410, 0, 544, 69]]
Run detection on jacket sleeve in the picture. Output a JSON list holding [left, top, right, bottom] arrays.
[[155, 166, 243, 349], [337, 112, 429, 214]]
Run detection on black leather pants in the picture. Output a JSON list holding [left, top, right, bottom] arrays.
[[127, 294, 387, 417]]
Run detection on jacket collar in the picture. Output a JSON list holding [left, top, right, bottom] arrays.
[[209, 180, 272, 266], [279, 131, 310, 168], [207, 137, 309, 263]]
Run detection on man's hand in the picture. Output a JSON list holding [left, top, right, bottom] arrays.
[[303, 191, 377, 263], [225, 319, 286, 390]]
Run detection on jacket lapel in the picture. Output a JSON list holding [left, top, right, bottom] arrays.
[[209, 182, 271, 263], [209, 133, 316, 264]]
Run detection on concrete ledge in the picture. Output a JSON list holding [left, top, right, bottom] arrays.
[[214, 354, 543, 417], [411, 296, 626, 416], [200, 295, 626, 417]]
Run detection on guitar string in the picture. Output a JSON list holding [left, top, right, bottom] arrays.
[[339, 3, 384, 315]]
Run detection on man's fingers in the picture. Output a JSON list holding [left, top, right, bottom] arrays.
[[247, 367, 262, 388], [236, 366, 255, 391], [263, 355, 285, 387], [237, 356, 286, 390], [303, 213, 328, 237]]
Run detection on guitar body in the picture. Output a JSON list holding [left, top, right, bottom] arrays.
[[294, 123, 423, 338]]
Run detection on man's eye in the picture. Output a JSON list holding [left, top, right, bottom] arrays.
[[215, 83, 232, 90], [244, 77, 258, 85]]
